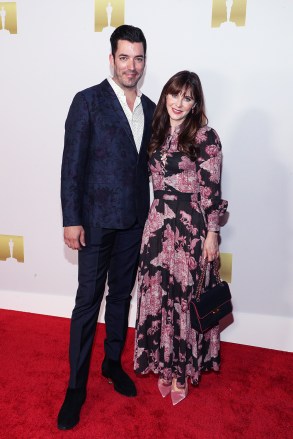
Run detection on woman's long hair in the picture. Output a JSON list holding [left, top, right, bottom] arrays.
[[148, 71, 208, 161]]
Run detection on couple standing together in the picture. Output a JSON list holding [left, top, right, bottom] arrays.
[[58, 25, 228, 430]]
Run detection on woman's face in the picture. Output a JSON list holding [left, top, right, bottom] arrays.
[[166, 88, 195, 128]]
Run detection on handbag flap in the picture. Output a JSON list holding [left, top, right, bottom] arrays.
[[195, 281, 231, 318]]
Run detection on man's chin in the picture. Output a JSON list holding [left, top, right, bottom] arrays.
[[122, 80, 140, 89], [123, 75, 142, 87]]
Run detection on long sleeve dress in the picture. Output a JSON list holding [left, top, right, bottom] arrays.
[[134, 125, 228, 388]]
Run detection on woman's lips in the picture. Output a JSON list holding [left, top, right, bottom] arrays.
[[172, 108, 182, 115]]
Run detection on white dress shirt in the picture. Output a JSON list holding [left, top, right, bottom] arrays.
[[107, 77, 145, 152]]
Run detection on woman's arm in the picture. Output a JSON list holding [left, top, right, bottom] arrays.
[[196, 127, 228, 261]]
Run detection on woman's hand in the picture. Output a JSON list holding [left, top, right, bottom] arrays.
[[203, 231, 219, 262]]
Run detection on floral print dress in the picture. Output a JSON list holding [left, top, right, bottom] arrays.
[[134, 126, 228, 387]]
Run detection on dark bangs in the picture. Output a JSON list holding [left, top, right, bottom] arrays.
[[165, 75, 195, 100]]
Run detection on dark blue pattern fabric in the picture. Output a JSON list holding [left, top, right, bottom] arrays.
[[61, 79, 155, 229]]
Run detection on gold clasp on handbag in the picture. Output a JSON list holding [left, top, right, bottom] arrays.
[[212, 308, 220, 314]]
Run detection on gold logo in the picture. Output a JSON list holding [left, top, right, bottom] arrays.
[[219, 253, 232, 283], [0, 2, 17, 34], [0, 234, 24, 263], [95, 0, 124, 33], [212, 0, 247, 28]]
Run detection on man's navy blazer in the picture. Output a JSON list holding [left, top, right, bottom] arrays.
[[61, 79, 156, 229]]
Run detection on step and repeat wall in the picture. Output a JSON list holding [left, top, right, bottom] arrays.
[[0, 0, 292, 351]]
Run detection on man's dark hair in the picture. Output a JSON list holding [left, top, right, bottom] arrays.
[[110, 25, 147, 57]]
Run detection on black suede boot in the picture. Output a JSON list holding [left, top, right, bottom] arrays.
[[57, 387, 86, 430], [102, 357, 137, 397]]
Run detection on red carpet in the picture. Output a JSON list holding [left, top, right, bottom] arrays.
[[0, 309, 292, 439]]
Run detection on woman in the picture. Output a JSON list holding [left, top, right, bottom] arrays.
[[134, 71, 228, 405]]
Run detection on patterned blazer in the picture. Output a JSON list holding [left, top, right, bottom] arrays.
[[61, 79, 156, 229]]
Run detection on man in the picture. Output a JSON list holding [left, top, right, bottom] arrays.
[[58, 25, 155, 430]]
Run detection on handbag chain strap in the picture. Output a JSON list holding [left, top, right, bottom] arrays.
[[195, 258, 222, 302]]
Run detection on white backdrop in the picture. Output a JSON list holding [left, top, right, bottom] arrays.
[[0, 0, 292, 351]]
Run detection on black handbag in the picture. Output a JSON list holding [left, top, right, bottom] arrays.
[[190, 259, 232, 333]]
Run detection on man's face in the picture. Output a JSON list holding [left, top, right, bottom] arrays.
[[110, 40, 145, 91]]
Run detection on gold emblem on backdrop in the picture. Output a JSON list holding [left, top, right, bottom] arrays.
[[0, 2, 17, 34], [212, 0, 247, 28], [95, 0, 124, 32], [219, 253, 232, 283], [0, 235, 24, 263]]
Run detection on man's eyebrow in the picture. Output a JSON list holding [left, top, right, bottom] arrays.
[[117, 53, 145, 58]]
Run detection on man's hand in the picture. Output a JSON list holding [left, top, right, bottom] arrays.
[[64, 226, 86, 250], [203, 231, 219, 262]]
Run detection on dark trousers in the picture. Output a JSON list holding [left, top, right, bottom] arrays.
[[68, 223, 143, 389]]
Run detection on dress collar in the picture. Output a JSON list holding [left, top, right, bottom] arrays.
[[169, 124, 182, 135]]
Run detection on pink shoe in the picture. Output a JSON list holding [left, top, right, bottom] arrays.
[[171, 379, 188, 405], [158, 378, 172, 398]]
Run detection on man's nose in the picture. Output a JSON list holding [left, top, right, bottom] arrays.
[[128, 58, 135, 70]]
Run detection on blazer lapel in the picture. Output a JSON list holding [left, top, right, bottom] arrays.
[[100, 80, 137, 151]]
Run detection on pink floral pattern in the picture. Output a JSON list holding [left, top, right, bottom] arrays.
[[134, 126, 227, 386]]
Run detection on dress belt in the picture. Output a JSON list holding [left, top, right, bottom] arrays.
[[154, 190, 195, 202]]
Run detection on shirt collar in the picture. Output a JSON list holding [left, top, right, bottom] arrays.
[[107, 76, 142, 98]]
